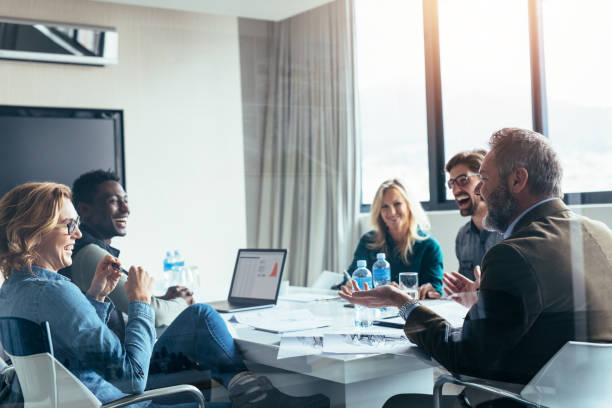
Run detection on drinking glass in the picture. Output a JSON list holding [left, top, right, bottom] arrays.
[[399, 272, 419, 299]]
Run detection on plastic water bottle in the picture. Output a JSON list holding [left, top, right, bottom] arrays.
[[173, 250, 188, 286], [163, 251, 174, 275], [372, 253, 391, 287], [352, 260, 374, 328], [173, 250, 185, 270], [158, 250, 174, 290]]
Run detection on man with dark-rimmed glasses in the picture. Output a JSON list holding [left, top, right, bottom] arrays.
[[445, 149, 502, 281]]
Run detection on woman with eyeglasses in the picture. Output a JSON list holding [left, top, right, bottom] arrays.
[[342, 179, 443, 299], [0, 182, 329, 408]]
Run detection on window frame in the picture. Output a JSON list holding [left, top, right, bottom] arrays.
[[359, 0, 612, 213]]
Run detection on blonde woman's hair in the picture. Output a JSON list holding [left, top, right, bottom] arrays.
[[0, 182, 71, 279], [368, 179, 430, 264]]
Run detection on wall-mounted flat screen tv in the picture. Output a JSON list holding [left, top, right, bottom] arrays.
[[0, 105, 125, 197]]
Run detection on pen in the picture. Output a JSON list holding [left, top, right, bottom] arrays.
[[343, 270, 352, 283], [373, 320, 403, 329], [111, 262, 128, 275]]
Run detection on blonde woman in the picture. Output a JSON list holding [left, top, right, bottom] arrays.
[[345, 179, 443, 299], [0, 182, 329, 408]]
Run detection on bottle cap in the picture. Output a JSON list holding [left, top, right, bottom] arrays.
[[356, 260, 367, 268], [376, 253, 386, 260]]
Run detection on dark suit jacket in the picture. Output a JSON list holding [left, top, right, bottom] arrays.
[[404, 198, 612, 384]]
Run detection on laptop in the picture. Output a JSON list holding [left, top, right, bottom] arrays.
[[209, 248, 287, 313]]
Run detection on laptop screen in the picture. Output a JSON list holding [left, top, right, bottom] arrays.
[[229, 249, 286, 301]]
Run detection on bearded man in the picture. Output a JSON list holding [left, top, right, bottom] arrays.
[[341, 128, 612, 407]]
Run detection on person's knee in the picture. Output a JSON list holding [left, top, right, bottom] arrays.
[[187, 303, 218, 320]]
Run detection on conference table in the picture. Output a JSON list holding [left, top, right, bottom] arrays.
[[216, 287, 466, 408]]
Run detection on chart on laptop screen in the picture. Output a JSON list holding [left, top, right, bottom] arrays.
[[230, 251, 284, 300]]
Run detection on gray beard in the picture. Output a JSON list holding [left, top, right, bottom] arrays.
[[483, 183, 519, 233]]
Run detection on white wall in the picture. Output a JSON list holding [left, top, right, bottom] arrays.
[[0, 0, 246, 300]]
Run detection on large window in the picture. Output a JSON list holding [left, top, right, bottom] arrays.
[[439, 0, 532, 199], [356, 0, 612, 210], [542, 0, 612, 195], [355, 0, 429, 204]]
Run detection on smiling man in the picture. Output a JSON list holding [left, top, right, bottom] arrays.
[[61, 170, 192, 337], [340, 128, 612, 407], [445, 150, 502, 280], [44, 173, 331, 408]]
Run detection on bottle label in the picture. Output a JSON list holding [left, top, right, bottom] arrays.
[[353, 277, 373, 290], [372, 267, 391, 282]]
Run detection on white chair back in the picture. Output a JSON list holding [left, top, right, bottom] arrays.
[[8, 351, 100, 408], [311, 271, 343, 289], [521, 341, 612, 408]]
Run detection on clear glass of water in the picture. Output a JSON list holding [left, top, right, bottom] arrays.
[[354, 305, 374, 328], [399, 272, 419, 299]]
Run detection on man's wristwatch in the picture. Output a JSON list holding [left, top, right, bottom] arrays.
[[398, 298, 420, 321]]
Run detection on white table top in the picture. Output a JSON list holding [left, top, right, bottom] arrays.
[[220, 287, 463, 384]]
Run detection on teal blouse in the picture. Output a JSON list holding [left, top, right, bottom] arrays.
[[345, 230, 444, 294]]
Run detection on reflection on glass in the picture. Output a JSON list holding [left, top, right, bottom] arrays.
[[439, 0, 532, 199], [0, 17, 117, 65], [542, 0, 612, 195], [355, 0, 429, 203]]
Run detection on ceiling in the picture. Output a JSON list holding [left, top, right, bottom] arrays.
[[89, 0, 335, 21]]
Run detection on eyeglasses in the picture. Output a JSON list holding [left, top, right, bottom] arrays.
[[447, 173, 480, 189], [57, 217, 80, 235]]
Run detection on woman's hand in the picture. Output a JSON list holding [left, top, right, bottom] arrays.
[[125, 266, 154, 304], [87, 254, 123, 302], [418, 283, 441, 300], [339, 280, 410, 309]]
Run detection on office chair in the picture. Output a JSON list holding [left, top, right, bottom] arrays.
[[434, 341, 612, 408], [0, 317, 206, 408]]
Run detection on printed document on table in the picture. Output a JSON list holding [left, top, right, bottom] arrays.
[[277, 329, 415, 359], [277, 335, 324, 359], [323, 333, 413, 355], [232, 309, 332, 333]]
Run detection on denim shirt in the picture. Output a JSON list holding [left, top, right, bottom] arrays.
[[0, 266, 155, 404], [455, 220, 503, 280]]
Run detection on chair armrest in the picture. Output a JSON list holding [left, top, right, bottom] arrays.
[[102, 384, 206, 408], [433, 374, 540, 408], [0, 365, 14, 377]]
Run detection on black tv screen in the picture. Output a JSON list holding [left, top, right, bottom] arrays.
[[0, 105, 124, 197]]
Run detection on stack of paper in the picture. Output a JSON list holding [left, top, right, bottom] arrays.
[[231, 309, 332, 334], [324, 333, 412, 354], [277, 331, 414, 359]]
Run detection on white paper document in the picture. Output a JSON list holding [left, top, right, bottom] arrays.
[[232, 309, 332, 333], [277, 335, 324, 359], [279, 292, 339, 302], [277, 331, 414, 359], [323, 333, 413, 354], [422, 299, 468, 328]]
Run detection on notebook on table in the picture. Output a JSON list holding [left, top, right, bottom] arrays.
[[209, 249, 287, 313]]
